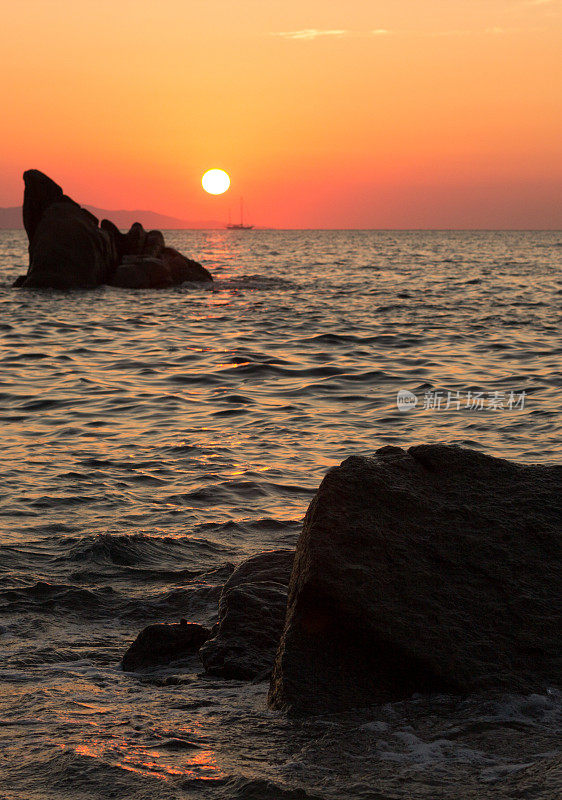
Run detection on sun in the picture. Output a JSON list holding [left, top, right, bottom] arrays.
[[202, 169, 230, 195]]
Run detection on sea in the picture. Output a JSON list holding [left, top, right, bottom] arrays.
[[1, 229, 561, 799]]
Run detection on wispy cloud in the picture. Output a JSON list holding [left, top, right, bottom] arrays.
[[272, 29, 390, 41], [273, 29, 348, 41], [272, 26, 543, 42]]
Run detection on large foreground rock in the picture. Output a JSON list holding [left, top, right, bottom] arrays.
[[199, 549, 295, 679], [269, 445, 562, 713], [16, 170, 212, 289], [122, 621, 210, 671]]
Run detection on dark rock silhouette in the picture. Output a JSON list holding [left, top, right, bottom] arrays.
[[109, 257, 174, 289], [161, 247, 213, 284], [15, 169, 212, 289], [22, 169, 74, 242], [199, 549, 295, 680], [21, 170, 116, 289], [123, 221, 147, 256], [100, 218, 128, 263], [143, 229, 166, 258], [269, 445, 562, 713], [106, 246, 213, 289], [122, 621, 210, 671]]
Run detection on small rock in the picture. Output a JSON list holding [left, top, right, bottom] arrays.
[[122, 622, 210, 671]]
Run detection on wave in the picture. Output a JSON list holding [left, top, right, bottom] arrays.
[[0, 581, 118, 614], [0, 571, 230, 620], [64, 533, 233, 567]]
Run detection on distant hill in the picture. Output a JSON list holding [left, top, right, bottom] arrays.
[[0, 205, 222, 230], [0, 207, 22, 228]]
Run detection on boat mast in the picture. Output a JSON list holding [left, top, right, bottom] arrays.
[[240, 197, 244, 226]]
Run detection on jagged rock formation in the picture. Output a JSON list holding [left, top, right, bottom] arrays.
[[15, 170, 212, 289], [20, 170, 116, 288], [269, 445, 562, 713]]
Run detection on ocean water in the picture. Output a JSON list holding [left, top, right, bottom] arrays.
[[0, 229, 561, 799]]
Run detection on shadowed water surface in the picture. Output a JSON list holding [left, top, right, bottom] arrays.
[[1, 230, 561, 798]]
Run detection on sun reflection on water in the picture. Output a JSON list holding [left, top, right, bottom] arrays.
[[1, 230, 561, 799], [70, 738, 227, 783]]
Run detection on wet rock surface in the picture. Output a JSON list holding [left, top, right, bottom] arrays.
[[199, 549, 295, 680], [269, 444, 562, 713]]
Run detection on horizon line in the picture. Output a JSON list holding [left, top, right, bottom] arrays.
[[1, 225, 561, 232]]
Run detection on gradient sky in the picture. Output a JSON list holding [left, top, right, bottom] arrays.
[[1, 0, 561, 227]]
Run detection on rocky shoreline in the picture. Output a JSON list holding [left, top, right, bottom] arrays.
[[122, 444, 561, 714]]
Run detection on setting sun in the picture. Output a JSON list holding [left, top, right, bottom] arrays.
[[201, 169, 230, 195]]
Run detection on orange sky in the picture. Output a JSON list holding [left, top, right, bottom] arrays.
[[1, 0, 561, 228]]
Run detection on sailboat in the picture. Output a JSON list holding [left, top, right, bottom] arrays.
[[226, 198, 254, 230]]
